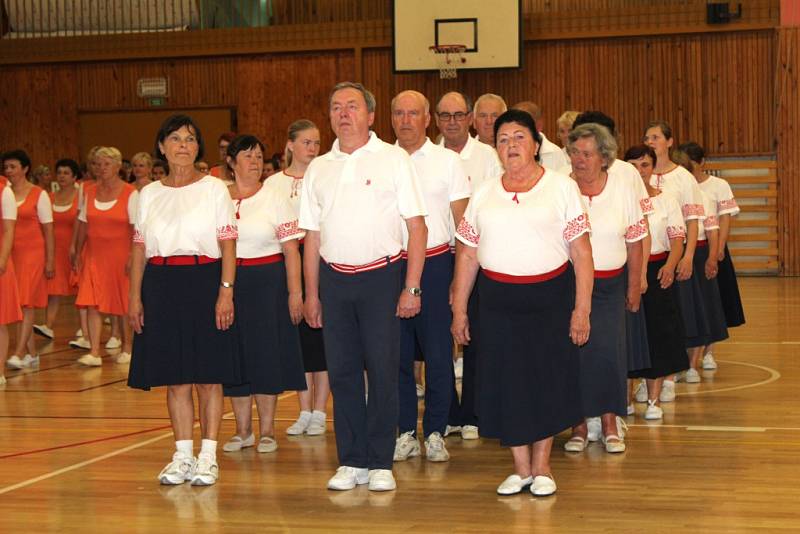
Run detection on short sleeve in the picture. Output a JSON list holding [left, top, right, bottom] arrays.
[[213, 181, 238, 241], [36, 190, 54, 224], [488, 149, 503, 180], [563, 179, 591, 242], [455, 196, 479, 248], [716, 179, 740, 216], [665, 196, 686, 241], [1, 187, 16, 220], [702, 192, 719, 231], [127, 190, 139, 224], [447, 153, 471, 202], [395, 151, 428, 219], [683, 169, 706, 221], [298, 164, 321, 232], [624, 184, 648, 243], [133, 189, 146, 244], [636, 179, 655, 216], [274, 195, 305, 243]]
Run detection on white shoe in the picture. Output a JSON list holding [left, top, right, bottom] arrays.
[[644, 400, 663, 420], [115, 352, 131, 364], [286, 411, 312, 435], [190, 452, 219, 486], [0, 375, 6, 385], [33, 324, 54, 339], [564, 435, 587, 452], [443, 425, 462, 437], [634, 380, 648, 403], [393, 431, 421, 461], [306, 411, 327, 436], [685, 368, 701, 383], [616, 416, 628, 439], [77, 354, 103, 367], [531, 475, 557, 496], [69, 337, 91, 350], [368, 469, 396, 491], [327, 466, 369, 491], [6, 355, 24, 369], [586, 417, 601, 442], [627, 403, 635, 416], [702, 353, 718, 370], [158, 452, 195, 485], [416, 383, 425, 398], [257, 436, 278, 453], [602, 431, 626, 453], [461, 425, 479, 440], [105, 336, 122, 350], [453, 357, 464, 379], [660, 380, 676, 402], [497, 474, 532, 495], [424, 432, 449, 462], [21, 354, 39, 367], [222, 433, 255, 452]]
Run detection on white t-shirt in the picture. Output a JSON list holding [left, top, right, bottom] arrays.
[[582, 172, 648, 271], [1, 186, 16, 220], [650, 165, 705, 221], [456, 169, 590, 276], [16, 189, 53, 223], [647, 192, 686, 255], [77, 191, 138, 223], [440, 134, 503, 192], [559, 159, 654, 216], [698, 189, 719, 241], [538, 132, 569, 172], [235, 180, 304, 259], [699, 175, 740, 216], [299, 132, 428, 265], [133, 176, 238, 258], [399, 138, 471, 249], [269, 171, 304, 217]]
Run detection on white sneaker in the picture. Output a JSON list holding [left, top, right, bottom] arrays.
[[424, 432, 449, 462], [586, 417, 601, 442], [644, 400, 663, 420], [77, 354, 103, 367], [306, 411, 327, 436], [497, 474, 533, 495], [634, 380, 648, 403], [444, 425, 461, 437], [327, 466, 369, 491], [69, 337, 91, 350], [21, 354, 39, 367], [286, 411, 312, 435], [6, 355, 24, 369], [33, 324, 54, 339], [685, 368, 701, 383], [115, 352, 131, 364], [660, 380, 676, 402], [158, 452, 195, 485], [627, 403, 635, 416], [416, 383, 425, 398], [702, 353, 718, 370], [453, 357, 463, 379], [190, 452, 219, 486], [105, 336, 122, 350], [222, 433, 255, 452], [393, 431, 421, 461], [531, 475, 557, 496], [368, 469, 396, 491], [461, 425, 479, 440]]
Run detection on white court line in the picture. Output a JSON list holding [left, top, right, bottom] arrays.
[[0, 391, 296, 496], [725, 341, 800, 345], [686, 426, 766, 432], [628, 424, 800, 431], [676, 359, 781, 397]]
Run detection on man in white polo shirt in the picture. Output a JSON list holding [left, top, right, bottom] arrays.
[[472, 93, 507, 146], [300, 82, 428, 492], [512, 101, 570, 172], [390, 90, 471, 464]]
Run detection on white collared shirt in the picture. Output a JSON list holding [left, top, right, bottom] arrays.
[[440, 134, 503, 192], [299, 131, 427, 265], [648, 192, 686, 254], [698, 176, 740, 216], [235, 180, 304, 259], [456, 169, 590, 276], [538, 132, 569, 172], [399, 138, 471, 248], [650, 165, 706, 221]]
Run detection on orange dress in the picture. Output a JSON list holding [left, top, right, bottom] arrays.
[[0, 181, 23, 324], [75, 183, 134, 315], [47, 191, 79, 296], [11, 185, 49, 309]]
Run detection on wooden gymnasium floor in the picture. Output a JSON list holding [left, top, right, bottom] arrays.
[[1, 277, 799, 533]]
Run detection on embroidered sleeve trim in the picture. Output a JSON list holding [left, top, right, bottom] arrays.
[[132, 229, 144, 244], [625, 218, 648, 241], [682, 203, 705, 219], [704, 215, 719, 229], [276, 220, 302, 241], [718, 198, 738, 212], [456, 218, 479, 246], [563, 213, 591, 242], [639, 197, 655, 215], [667, 225, 686, 240], [217, 224, 239, 241]]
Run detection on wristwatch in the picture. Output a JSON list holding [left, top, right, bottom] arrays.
[[221, 281, 234, 288], [407, 287, 422, 297]]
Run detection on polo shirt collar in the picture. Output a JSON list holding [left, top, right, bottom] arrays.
[[331, 131, 382, 158]]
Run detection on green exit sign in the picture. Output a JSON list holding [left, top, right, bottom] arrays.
[[148, 97, 165, 106]]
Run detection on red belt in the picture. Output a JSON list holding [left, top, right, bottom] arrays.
[[594, 267, 625, 279], [148, 255, 218, 265], [696, 239, 708, 247], [400, 243, 451, 259], [483, 262, 568, 284], [649, 251, 668, 262], [327, 252, 403, 274], [237, 253, 283, 266]]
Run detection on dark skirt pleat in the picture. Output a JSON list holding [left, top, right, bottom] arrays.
[[717, 245, 745, 328]]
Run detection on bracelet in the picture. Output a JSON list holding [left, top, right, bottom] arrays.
[[220, 281, 234, 288]]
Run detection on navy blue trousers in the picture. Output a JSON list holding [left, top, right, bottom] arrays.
[[449, 278, 479, 427]]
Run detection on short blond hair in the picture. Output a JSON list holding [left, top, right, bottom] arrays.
[[94, 146, 123, 166], [131, 152, 153, 167], [557, 110, 581, 129]]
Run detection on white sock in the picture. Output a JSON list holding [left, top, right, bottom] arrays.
[[298, 410, 312, 420], [312, 410, 326, 419], [200, 439, 217, 457], [175, 439, 193, 457]]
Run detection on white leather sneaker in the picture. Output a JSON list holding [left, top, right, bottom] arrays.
[[368, 469, 396, 492], [424, 432, 449, 462], [327, 466, 369, 491], [497, 474, 533, 495], [159, 452, 195, 485], [393, 431, 421, 461], [190, 452, 219, 486]]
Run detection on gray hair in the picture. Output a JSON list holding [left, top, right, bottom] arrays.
[[390, 90, 430, 114], [568, 123, 618, 170], [329, 81, 376, 113], [473, 93, 508, 114]]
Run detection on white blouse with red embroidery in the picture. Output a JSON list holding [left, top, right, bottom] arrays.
[[698, 189, 719, 241], [133, 175, 237, 259], [234, 179, 304, 259], [559, 159, 654, 216], [455, 169, 590, 276], [699, 175, 740, 217], [582, 172, 648, 271], [269, 171, 304, 217], [649, 165, 706, 221], [647, 191, 686, 255]]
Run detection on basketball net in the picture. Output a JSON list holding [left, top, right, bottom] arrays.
[[430, 45, 466, 79]]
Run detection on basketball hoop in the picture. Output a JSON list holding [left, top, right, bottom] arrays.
[[429, 45, 467, 79]]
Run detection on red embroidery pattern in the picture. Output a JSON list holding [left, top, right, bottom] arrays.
[[704, 215, 719, 229], [682, 203, 705, 218], [718, 198, 738, 212], [639, 197, 655, 215], [217, 224, 238, 241], [456, 218, 479, 245], [667, 225, 686, 240], [276, 220, 301, 241], [625, 218, 648, 241], [132, 229, 144, 244], [563, 213, 590, 241]]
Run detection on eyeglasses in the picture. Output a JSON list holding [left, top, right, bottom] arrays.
[[437, 112, 469, 122]]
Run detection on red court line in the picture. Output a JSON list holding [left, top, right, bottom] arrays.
[[0, 424, 173, 460]]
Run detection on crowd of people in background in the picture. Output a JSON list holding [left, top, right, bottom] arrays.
[[0, 81, 745, 496]]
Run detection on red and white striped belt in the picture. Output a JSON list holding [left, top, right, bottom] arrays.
[[326, 252, 403, 274], [482, 262, 568, 284], [400, 242, 451, 259]]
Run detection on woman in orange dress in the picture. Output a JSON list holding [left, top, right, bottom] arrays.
[[74, 147, 138, 366], [3, 150, 55, 370], [1, 176, 23, 382], [33, 159, 80, 341]]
